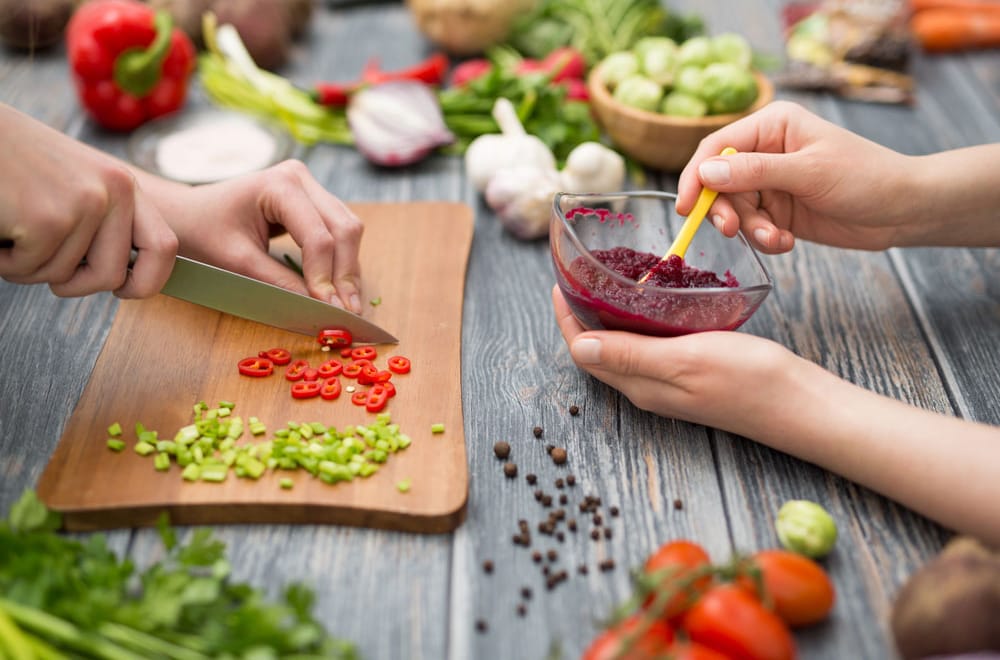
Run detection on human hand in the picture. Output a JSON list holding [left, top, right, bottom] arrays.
[[161, 160, 365, 313], [678, 101, 915, 254], [552, 285, 801, 438], [0, 105, 178, 298]]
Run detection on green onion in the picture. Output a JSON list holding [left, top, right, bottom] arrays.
[[279, 478, 294, 490], [107, 422, 122, 437], [431, 423, 446, 434], [106, 439, 126, 452], [396, 479, 411, 493]]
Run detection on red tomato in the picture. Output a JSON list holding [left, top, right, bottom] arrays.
[[681, 584, 796, 660], [739, 550, 835, 628], [666, 641, 732, 660], [642, 539, 713, 618], [581, 614, 675, 660]]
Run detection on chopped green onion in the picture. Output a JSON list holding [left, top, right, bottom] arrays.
[[107, 422, 122, 437], [370, 297, 381, 306], [134, 441, 156, 456], [280, 478, 294, 490], [396, 479, 411, 493], [431, 423, 446, 434], [106, 439, 126, 452]]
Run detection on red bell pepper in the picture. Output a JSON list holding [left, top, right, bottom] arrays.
[[66, 0, 196, 131]]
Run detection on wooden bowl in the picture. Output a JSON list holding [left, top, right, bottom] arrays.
[[587, 65, 774, 172]]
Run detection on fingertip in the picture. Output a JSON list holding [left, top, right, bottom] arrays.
[[571, 336, 602, 365]]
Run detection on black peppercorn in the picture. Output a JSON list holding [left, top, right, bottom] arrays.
[[503, 462, 518, 478], [674, 498, 684, 510], [569, 405, 579, 416], [609, 506, 619, 517], [526, 473, 537, 485], [493, 441, 511, 459], [566, 474, 576, 486], [532, 426, 543, 438], [476, 620, 488, 633], [551, 447, 568, 465], [483, 559, 494, 573]]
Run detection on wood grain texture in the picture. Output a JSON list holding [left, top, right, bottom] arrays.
[[3, 1, 1000, 658], [36, 202, 473, 533]]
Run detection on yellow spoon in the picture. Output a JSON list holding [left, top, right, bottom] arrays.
[[637, 146, 738, 284]]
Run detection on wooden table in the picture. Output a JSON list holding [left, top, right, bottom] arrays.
[[2, 1, 999, 658]]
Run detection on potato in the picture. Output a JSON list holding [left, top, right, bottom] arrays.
[[210, 0, 291, 70], [0, 0, 77, 50], [890, 536, 1000, 659]]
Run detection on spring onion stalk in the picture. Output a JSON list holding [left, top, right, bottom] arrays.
[[199, 15, 352, 146]]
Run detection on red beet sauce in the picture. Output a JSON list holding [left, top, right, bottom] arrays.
[[556, 245, 750, 337]]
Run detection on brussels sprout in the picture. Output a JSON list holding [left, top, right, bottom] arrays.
[[701, 62, 758, 114], [775, 500, 838, 558], [639, 39, 680, 87], [672, 66, 705, 98], [661, 92, 707, 118], [633, 36, 677, 61], [712, 33, 753, 69], [612, 75, 663, 112], [599, 51, 640, 89], [678, 35, 714, 68]]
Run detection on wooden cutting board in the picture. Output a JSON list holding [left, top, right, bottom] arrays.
[[37, 202, 473, 533]]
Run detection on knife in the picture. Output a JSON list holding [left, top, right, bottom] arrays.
[[160, 255, 398, 344]]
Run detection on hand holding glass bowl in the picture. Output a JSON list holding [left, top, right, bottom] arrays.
[[551, 191, 772, 337]]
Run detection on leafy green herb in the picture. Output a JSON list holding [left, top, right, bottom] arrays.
[[0, 491, 357, 658], [438, 50, 602, 163], [506, 0, 704, 65]]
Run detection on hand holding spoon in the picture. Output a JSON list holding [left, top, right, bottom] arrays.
[[638, 146, 738, 284]]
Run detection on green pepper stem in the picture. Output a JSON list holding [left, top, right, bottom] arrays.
[[113, 10, 174, 97]]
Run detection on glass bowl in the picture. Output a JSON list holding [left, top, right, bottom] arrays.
[[551, 190, 773, 337], [127, 107, 295, 184]]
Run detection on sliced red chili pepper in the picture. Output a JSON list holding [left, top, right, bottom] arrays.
[[291, 380, 321, 399], [302, 368, 320, 382], [383, 381, 396, 397], [285, 359, 310, 381], [351, 390, 368, 406], [259, 347, 292, 365], [365, 384, 390, 413], [373, 370, 393, 384], [342, 362, 364, 379], [358, 364, 380, 385], [317, 327, 353, 348], [351, 345, 378, 361], [238, 356, 273, 377], [320, 377, 342, 400], [387, 355, 411, 374], [317, 359, 343, 378], [340, 347, 354, 358]]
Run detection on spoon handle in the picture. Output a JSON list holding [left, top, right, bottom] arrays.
[[637, 147, 737, 284]]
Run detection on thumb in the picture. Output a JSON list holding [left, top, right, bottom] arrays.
[[698, 152, 807, 197], [570, 332, 666, 380]]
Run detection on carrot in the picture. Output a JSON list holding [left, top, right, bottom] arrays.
[[909, 0, 1000, 13], [911, 7, 1000, 51]]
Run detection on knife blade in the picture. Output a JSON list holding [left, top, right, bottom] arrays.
[[160, 256, 398, 344]]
